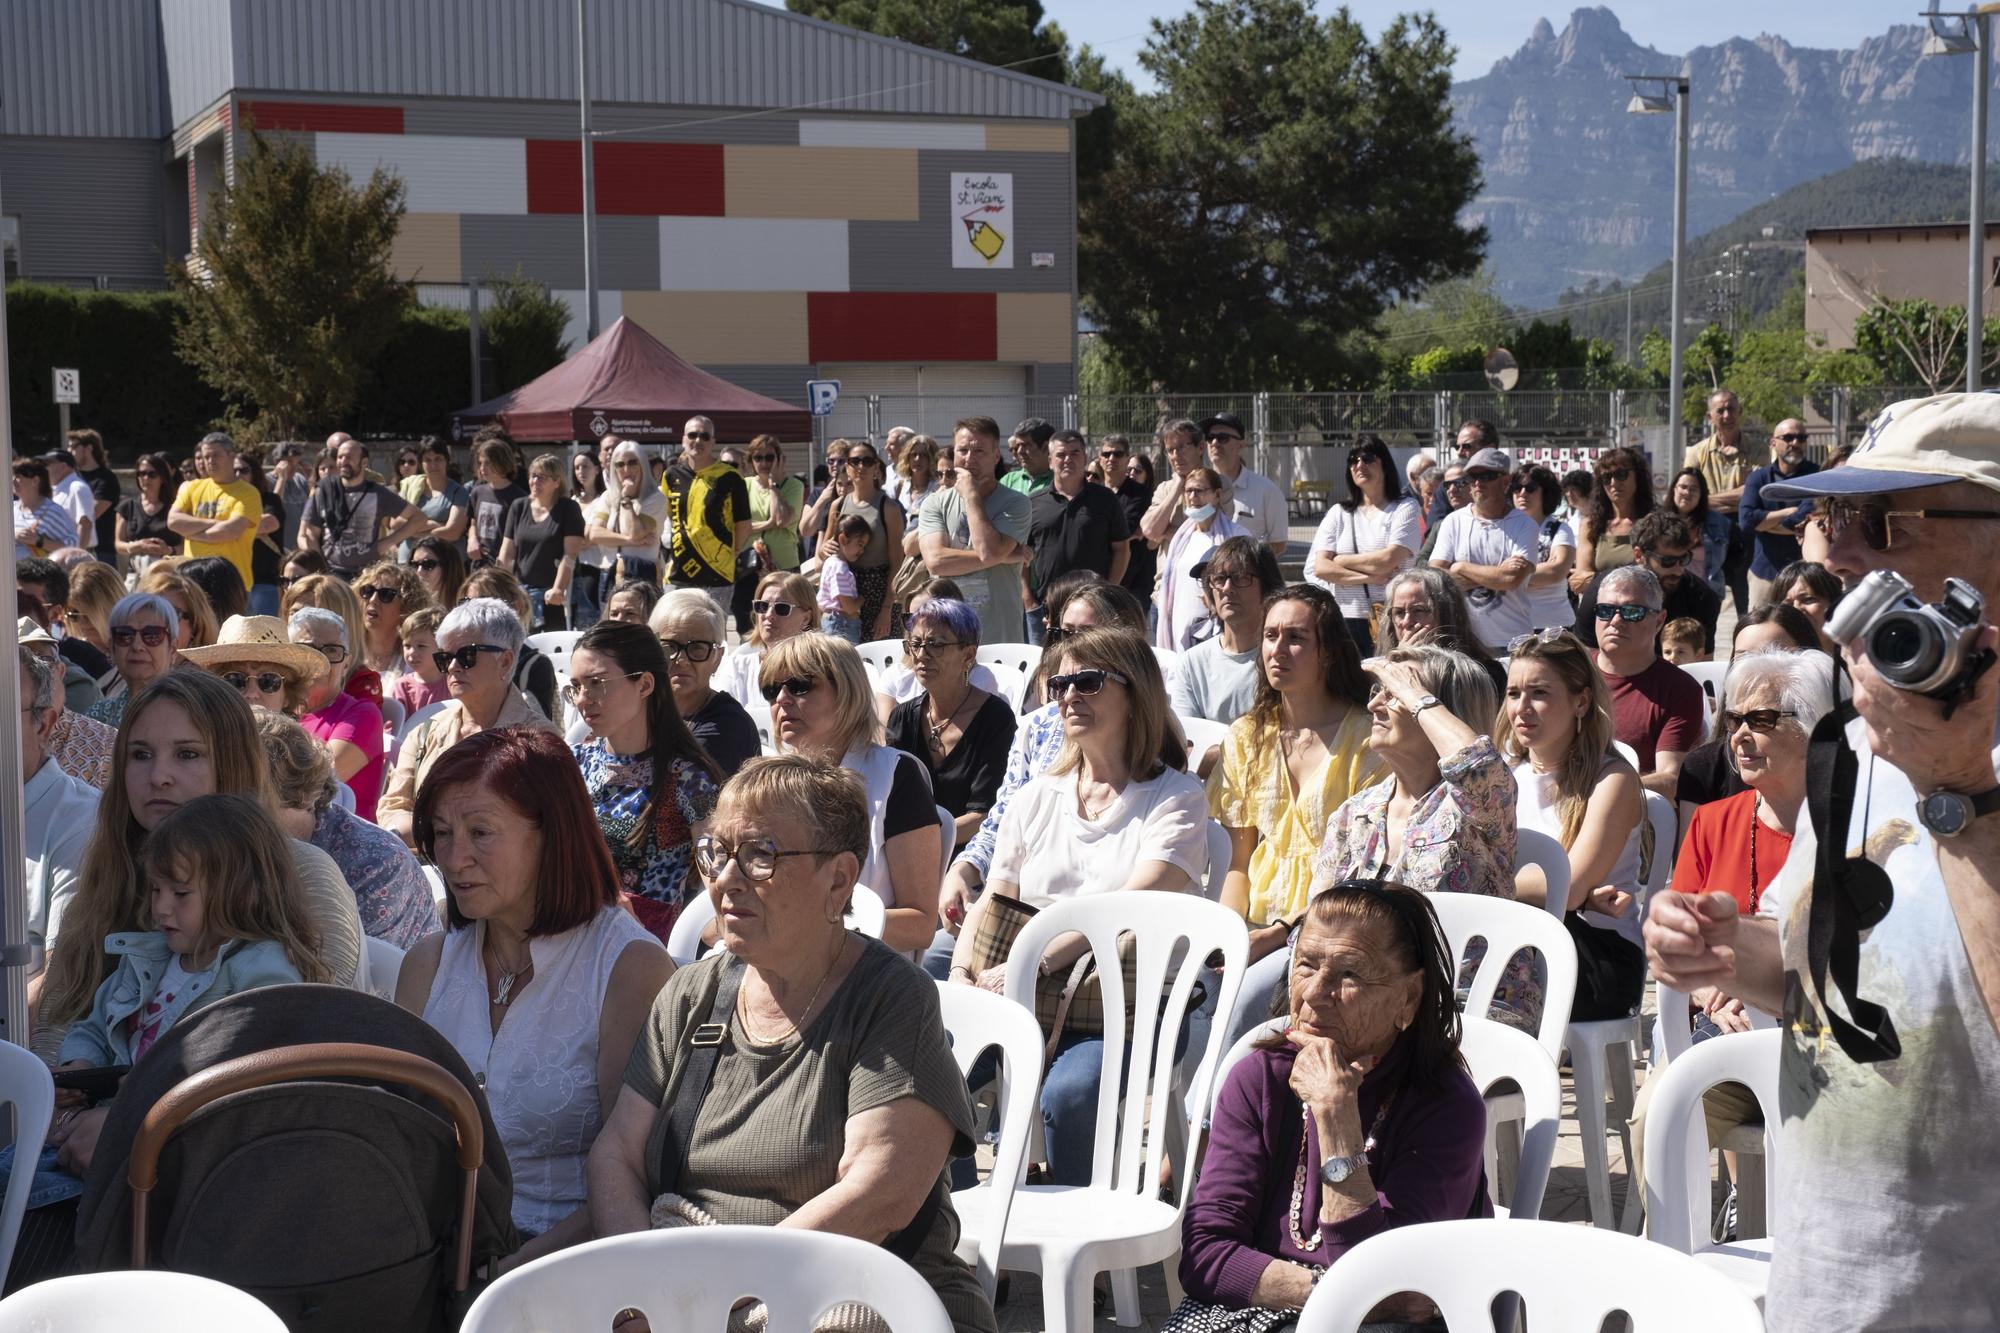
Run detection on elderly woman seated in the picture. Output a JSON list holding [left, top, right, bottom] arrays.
[[650, 588, 762, 780], [180, 613, 325, 717], [585, 756, 996, 1333], [379, 597, 559, 847], [289, 605, 387, 822], [82, 592, 181, 727], [884, 597, 1015, 850], [1174, 881, 1488, 1326], [761, 632, 941, 953], [398, 726, 673, 1270], [256, 707, 439, 950]]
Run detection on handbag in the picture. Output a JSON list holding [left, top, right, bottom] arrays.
[[960, 894, 1146, 1062], [1159, 1297, 1304, 1332], [890, 551, 931, 608]]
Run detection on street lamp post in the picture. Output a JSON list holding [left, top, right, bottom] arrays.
[[1627, 74, 1691, 468], [1925, 6, 1998, 391], [578, 0, 600, 343]]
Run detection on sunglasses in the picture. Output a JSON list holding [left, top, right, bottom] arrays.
[[904, 636, 962, 657], [1597, 468, 1633, 483], [1818, 498, 1997, 552], [135, 469, 162, 479], [660, 638, 719, 663], [1465, 471, 1502, 484], [1776, 433, 1810, 445], [1099, 448, 1129, 458], [432, 644, 505, 672], [410, 559, 442, 572], [1204, 432, 1243, 444], [1048, 668, 1129, 698], [752, 454, 779, 464], [685, 431, 714, 441], [759, 675, 817, 702], [277, 576, 299, 591], [849, 455, 880, 469], [693, 835, 823, 883], [751, 599, 799, 618], [1507, 626, 1570, 653], [111, 625, 171, 647], [223, 670, 288, 695], [1593, 603, 1654, 623], [1642, 550, 1691, 569], [1444, 477, 1470, 490], [358, 585, 401, 604], [1721, 708, 1797, 735]]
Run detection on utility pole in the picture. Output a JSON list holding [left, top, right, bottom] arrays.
[[0, 168, 29, 1046], [578, 0, 600, 342], [1970, 9, 1990, 391]]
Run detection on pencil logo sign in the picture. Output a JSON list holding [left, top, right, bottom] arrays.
[[951, 171, 1014, 269]]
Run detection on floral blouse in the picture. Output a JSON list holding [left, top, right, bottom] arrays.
[[954, 700, 1066, 880], [574, 739, 719, 944], [1312, 736, 1544, 1031], [310, 803, 439, 951]]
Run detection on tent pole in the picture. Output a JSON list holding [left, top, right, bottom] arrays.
[[0, 166, 31, 1047]]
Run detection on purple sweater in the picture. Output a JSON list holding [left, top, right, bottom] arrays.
[[1179, 1033, 1490, 1307]]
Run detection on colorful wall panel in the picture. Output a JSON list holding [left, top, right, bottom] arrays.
[[807, 293, 997, 362], [658, 217, 849, 292], [316, 131, 525, 214]]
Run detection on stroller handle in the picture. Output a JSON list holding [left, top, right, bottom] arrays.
[[127, 1041, 486, 1291]]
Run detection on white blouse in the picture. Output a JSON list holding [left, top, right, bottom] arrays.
[[989, 766, 1209, 908], [1512, 757, 1645, 946], [422, 905, 661, 1236]]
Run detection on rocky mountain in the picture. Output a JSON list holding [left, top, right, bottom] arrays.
[[1453, 8, 1991, 307]]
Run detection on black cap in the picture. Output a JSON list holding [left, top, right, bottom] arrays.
[[41, 449, 76, 468], [1199, 412, 1246, 438]]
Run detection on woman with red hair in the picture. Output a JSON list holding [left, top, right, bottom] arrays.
[[395, 726, 674, 1270]]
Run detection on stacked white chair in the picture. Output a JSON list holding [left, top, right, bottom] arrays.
[[854, 637, 907, 677], [1177, 715, 1232, 772], [526, 628, 584, 729], [973, 643, 1041, 712], [459, 1227, 954, 1332], [363, 936, 406, 1003], [1294, 1218, 1765, 1331], [935, 983, 1045, 1302], [0, 1270, 290, 1331], [0, 1040, 55, 1278]]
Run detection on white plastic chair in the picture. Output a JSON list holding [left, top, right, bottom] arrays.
[[1612, 738, 1640, 771], [458, 1227, 953, 1333], [1177, 714, 1231, 771], [1642, 1029, 1780, 1307], [1464, 853, 1579, 1064], [396, 699, 447, 742], [971, 893, 1248, 1333], [363, 935, 405, 1002], [379, 695, 407, 737], [1150, 645, 1182, 691], [667, 892, 717, 967], [1201, 819, 1233, 902], [1654, 984, 1778, 1066], [855, 637, 906, 676], [0, 1269, 290, 1331], [752, 704, 777, 755], [1294, 1218, 1765, 1332], [564, 715, 591, 746], [974, 643, 1040, 711], [1641, 788, 1679, 904], [0, 1040, 56, 1278], [937, 982, 1046, 1303], [1678, 658, 1728, 703], [847, 887, 888, 939], [1460, 1017, 1562, 1223], [523, 629, 583, 680]]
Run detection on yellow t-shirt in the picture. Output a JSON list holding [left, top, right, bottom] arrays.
[[1208, 706, 1386, 927], [171, 477, 262, 587]]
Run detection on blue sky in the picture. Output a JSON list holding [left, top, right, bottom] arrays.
[[757, 3, 1914, 85]]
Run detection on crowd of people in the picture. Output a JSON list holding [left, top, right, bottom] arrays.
[[9, 390, 1998, 1332]]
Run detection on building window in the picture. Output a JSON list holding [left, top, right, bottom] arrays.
[[2, 216, 19, 280]]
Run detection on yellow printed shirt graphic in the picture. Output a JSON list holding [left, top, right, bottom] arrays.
[[663, 461, 749, 589]]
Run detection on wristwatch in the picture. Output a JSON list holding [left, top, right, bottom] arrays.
[[1917, 787, 2000, 839], [1318, 1151, 1370, 1185], [1408, 693, 1442, 715]]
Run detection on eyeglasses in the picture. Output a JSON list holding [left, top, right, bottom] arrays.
[[1776, 433, 1810, 445], [751, 600, 800, 618], [759, 675, 817, 702], [1204, 432, 1243, 444], [1048, 668, 1129, 698], [1507, 626, 1570, 653], [660, 638, 719, 663], [431, 644, 505, 672], [561, 672, 643, 704], [223, 670, 288, 695], [358, 585, 401, 604], [828, 457, 850, 470], [694, 835, 825, 883], [111, 624, 171, 647], [1389, 604, 1435, 622], [410, 559, 442, 572], [1597, 468, 1633, 484], [615, 460, 641, 470], [277, 576, 299, 591], [1641, 550, 1691, 569], [307, 642, 350, 664], [752, 454, 779, 464], [1818, 498, 1997, 552], [1593, 603, 1654, 623], [904, 637, 963, 657], [1349, 454, 1379, 468], [1721, 708, 1798, 735], [1205, 572, 1258, 589]]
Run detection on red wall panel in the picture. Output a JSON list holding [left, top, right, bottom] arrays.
[[525, 140, 724, 216], [237, 101, 403, 134], [808, 293, 998, 363]]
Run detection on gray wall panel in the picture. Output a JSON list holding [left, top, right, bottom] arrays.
[[694, 364, 813, 409], [1031, 362, 1077, 396], [2, 0, 166, 138], [848, 150, 1072, 293], [457, 213, 657, 290], [398, 98, 801, 145], [160, 0, 236, 130], [0, 137, 169, 280]]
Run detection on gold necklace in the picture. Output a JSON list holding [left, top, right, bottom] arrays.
[[739, 936, 845, 1045]]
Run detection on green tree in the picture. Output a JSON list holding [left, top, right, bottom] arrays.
[[480, 272, 572, 394], [171, 130, 409, 440], [1081, 0, 1484, 389], [1852, 297, 2000, 394]]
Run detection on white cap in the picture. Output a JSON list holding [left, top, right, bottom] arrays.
[[1766, 392, 2000, 500]]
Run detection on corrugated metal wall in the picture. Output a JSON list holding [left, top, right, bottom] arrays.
[[160, 0, 237, 130], [0, 0, 166, 137], [0, 138, 169, 278]]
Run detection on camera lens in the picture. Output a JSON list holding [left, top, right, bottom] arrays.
[[1871, 617, 1938, 682]]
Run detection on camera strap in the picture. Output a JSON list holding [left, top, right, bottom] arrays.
[[1804, 702, 1902, 1065]]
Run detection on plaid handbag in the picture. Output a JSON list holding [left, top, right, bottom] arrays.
[[961, 894, 1142, 1061]]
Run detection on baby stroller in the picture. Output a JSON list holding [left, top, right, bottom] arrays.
[[71, 984, 518, 1331]]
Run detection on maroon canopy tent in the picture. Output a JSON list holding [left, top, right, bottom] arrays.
[[449, 316, 811, 445]]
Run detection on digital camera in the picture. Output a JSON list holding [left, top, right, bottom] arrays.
[[1823, 570, 1989, 699]]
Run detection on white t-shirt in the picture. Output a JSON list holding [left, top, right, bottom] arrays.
[[989, 765, 1209, 909], [53, 472, 95, 547], [1221, 466, 1290, 551], [1523, 516, 1576, 631], [1307, 496, 1422, 617], [1428, 506, 1543, 650], [1511, 758, 1645, 946]]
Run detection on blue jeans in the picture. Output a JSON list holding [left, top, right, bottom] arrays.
[[248, 583, 281, 617], [568, 566, 605, 630], [1024, 603, 1048, 646], [823, 610, 862, 644]]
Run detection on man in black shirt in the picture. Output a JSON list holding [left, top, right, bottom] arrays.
[[662, 414, 752, 619], [67, 429, 121, 564], [1100, 433, 1155, 602], [302, 437, 428, 579], [1026, 429, 1130, 637], [1573, 510, 1722, 652]]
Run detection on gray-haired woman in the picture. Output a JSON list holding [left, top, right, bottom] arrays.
[[884, 598, 1015, 850], [1377, 566, 1508, 696], [290, 605, 388, 821], [83, 592, 180, 726], [378, 596, 559, 845]]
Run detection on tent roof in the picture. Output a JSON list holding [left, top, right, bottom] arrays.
[[450, 316, 811, 445]]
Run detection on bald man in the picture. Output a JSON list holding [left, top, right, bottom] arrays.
[[1738, 416, 1820, 609]]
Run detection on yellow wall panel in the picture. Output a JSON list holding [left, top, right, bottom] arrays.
[[724, 146, 918, 220], [983, 122, 1070, 153], [391, 212, 462, 283], [995, 292, 1073, 364], [622, 290, 811, 364]]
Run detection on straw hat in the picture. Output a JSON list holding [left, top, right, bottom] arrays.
[[178, 614, 329, 681]]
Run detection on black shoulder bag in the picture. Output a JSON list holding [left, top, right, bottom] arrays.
[[1802, 703, 1901, 1064], [652, 956, 943, 1260]]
